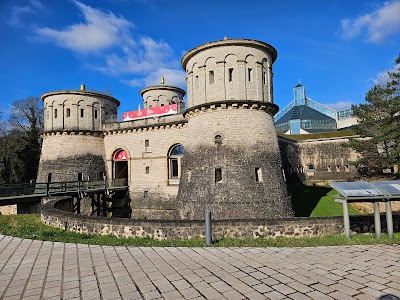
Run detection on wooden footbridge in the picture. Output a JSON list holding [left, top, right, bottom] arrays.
[[0, 179, 129, 216]]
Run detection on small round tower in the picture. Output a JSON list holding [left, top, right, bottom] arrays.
[[176, 38, 293, 220], [140, 77, 186, 111], [37, 84, 120, 183]]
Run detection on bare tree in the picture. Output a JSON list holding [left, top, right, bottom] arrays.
[[4, 97, 44, 183]]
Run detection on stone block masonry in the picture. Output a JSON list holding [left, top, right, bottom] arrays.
[[177, 38, 292, 220], [42, 199, 400, 240], [279, 135, 359, 185]]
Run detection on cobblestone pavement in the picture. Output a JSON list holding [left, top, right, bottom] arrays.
[[0, 235, 399, 300]]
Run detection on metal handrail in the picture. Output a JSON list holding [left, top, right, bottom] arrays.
[[0, 178, 128, 199]]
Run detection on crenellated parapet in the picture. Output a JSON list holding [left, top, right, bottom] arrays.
[[183, 100, 279, 120]]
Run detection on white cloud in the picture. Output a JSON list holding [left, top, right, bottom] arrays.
[[144, 68, 186, 87], [340, 0, 400, 43], [325, 101, 354, 111], [123, 68, 186, 88], [123, 79, 143, 87], [373, 61, 400, 85], [8, 0, 44, 26], [34, 1, 184, 89], [93, 34, 184, 90], [35, 1, 134, 53], [30, 0, 44, 10], [374, 70, 391, 86], [98, 36, 176, 75]]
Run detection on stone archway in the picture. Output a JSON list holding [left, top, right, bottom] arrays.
[[113, 149, 128, 185]]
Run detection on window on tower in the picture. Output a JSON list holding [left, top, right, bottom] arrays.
[[215, 168, 222, 183], [228, 68, 233, 82], [255, 167, 263, 182], [209, 71, 214, 84], [168, 144, 185, 183]]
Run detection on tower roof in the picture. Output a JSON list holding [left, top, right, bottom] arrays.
[[181, 38, 278, 69], [41, 89, 120, 106], [139, 85, 186, 96]]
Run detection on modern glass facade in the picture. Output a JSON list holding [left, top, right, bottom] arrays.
[[275, 84, 352, 134], [337, 108, 353, 120]]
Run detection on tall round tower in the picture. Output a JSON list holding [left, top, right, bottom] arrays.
[[176, 38, 293, 220], [140, 78, 185, 111], [37, 84, 120, 183]]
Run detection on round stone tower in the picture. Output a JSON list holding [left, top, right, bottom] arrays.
[[37, 84, 120, 183], [140, 78, 186, 111], [176, 38, 294, 220]]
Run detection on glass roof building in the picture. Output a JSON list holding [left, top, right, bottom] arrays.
[[274, 84, 354, 134]]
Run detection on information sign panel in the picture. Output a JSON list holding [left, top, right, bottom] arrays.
[[371, 180, 400, 197], [331, 180, 396, 240], [330, 182, 385, 199]]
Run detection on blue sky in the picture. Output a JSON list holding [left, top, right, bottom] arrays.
[[1, 0, 399, 119]]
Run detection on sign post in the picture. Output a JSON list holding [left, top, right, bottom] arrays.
[[331, 181, 400, 240]]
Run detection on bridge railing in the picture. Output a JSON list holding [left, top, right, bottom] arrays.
[[0, 178, 129, 199], [0, 183, 38, 198]]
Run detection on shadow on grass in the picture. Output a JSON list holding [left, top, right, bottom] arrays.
[[289, 183, 331, 217]]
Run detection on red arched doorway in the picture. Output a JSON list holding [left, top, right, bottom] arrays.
[[113, 149, 128, 185]]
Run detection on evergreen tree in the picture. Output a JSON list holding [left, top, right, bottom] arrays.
[[347, 54, 400, 176]]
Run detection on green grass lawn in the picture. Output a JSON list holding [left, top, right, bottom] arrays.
[[290, 184, 359, 217], [310, 189, 359, 217]]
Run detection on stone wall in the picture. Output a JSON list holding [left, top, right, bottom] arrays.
[[176, 102, 293, 220], [279, 135, 359, 185], [37, 133, 106, 183], [103, 114, 188, 219], [41, 199, 400, 240], [0, 205, 17, 215]]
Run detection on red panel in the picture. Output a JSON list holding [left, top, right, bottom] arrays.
[[114, 150, 128, 160], [123, 104, 178, 121]]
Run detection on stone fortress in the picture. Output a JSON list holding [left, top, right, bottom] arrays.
[[37, 37, 357, 220]]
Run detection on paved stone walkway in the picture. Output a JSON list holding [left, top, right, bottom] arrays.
[[0, 235, 399, 300]]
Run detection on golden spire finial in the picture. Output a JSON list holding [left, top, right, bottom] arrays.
[[223, 36, 229, 40], [80, 83, 86, 91], [161, 77, 165, 85]]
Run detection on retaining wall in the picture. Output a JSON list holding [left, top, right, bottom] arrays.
[[41, 199, 400, 240]]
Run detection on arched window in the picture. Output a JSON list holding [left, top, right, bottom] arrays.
[[113, 149, 128, 185], [114, 149, 128, 161], [168, 144, 185, 182]]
